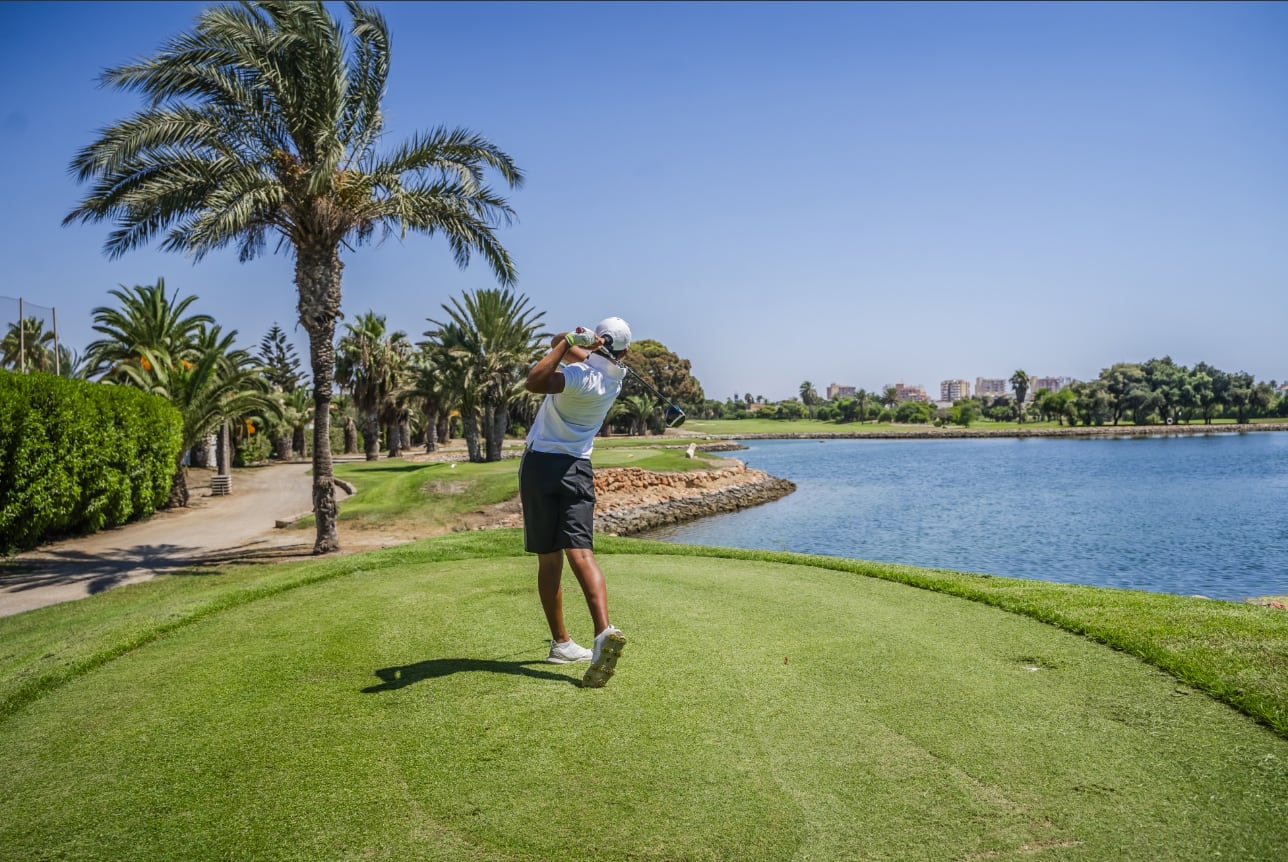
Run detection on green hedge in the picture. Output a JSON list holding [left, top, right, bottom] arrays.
[[0, 371, 183, 554]]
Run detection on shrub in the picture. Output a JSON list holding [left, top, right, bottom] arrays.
[[0, 371, 182, 553], [234, 431, 273, 467], [895, 401, 932, 424]]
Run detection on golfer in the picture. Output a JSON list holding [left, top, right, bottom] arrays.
[[521, 317, 632, 687]]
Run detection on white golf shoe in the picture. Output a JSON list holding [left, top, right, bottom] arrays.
[[546, 638, 592, 664], [581, 626, 626, 688]]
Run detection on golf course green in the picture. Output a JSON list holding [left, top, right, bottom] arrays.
[[1, 531, 1285, 860]]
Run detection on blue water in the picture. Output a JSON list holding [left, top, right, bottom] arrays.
[[642, 433, 1288, 601]]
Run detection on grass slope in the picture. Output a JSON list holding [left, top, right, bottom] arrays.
[[2, 533, 1287, 860]]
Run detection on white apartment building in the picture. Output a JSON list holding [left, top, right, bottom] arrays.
[[940, 379, 971, 402]]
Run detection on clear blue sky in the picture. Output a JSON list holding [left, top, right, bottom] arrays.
[[2, 1, 1285, 401]]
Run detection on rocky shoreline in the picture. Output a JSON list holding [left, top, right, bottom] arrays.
[[592, 459, 795, 537]]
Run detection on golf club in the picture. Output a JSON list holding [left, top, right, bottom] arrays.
[[596, 335, 687, 427]]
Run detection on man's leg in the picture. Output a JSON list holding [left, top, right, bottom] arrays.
[[565, 548, 610, 635], [537, 551, 570, 642], [571, 547, 626, 688]]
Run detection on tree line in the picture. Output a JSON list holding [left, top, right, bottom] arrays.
[[1, 279, 707, 496], [690, 360, 1285, 428]]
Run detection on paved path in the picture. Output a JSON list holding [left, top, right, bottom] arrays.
[[0, 463, 322, 618]]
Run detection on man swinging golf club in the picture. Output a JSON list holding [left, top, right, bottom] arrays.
[[521, 316, 632, 687]]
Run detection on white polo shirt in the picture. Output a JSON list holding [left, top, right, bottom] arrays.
[[526, 353, 626, 458]]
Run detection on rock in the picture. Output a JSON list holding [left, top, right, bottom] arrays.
[[590, 459, 795, 536]]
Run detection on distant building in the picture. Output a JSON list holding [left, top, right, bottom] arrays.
[[891, 382, 930, 403], [976, 377, 1008, 397], [1032, 376, 1073, 393], [940, 379, 971, 402], [827, 383, 855, 400]]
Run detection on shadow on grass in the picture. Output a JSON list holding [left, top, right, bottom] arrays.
[[338, 462, 441, 475], [0, 542, 313, 594], [362, 657, 580, 692]]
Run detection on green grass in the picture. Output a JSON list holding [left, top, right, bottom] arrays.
[[321, 459, 521, 531], [301, 447, 719, 533], [2, 531, 1287, 860], [5, 446, 1288, 859]]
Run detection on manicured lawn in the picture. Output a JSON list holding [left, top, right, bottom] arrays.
[[2, 531, 1287, 860], [295, 447, 719, 533]]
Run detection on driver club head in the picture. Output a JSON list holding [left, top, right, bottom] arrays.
[[664, 405, 686, 427]]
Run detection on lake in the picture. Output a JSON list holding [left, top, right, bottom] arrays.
[[640, 431, 1288, 601]]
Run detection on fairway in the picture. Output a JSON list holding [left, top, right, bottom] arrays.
[[1, 548, 1285, 861]]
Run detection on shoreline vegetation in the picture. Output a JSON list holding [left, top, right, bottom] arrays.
[[679, 418, 1288, 440]]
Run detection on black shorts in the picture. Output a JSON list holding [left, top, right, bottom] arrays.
[[519, 448, 596, 554]]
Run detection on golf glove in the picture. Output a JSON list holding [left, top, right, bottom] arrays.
[[566, 327, 598, 348]]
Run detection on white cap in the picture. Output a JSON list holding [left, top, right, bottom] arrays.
[[595, 317, 632, 352]]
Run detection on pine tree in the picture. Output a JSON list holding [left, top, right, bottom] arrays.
[[258, 324, 303, 393]]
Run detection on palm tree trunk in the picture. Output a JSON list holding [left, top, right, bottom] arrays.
[[293, 425, 306, 459], [363, 412, 380, 460], [296, 245, 342, 554], [387, 419, 402, 458], [274, 431, 293, 461], [462, 411, 483, 462], [343, 416, 359, 453], [487, 404, 508, 461], [482, 402, 506, 462], [168, 459, 189, 509], [216, 420, 231, 475], [423, 405, 439, 452], [437, 412, 451, 444]]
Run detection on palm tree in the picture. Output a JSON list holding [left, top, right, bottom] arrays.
[[1010, 370, 1031, 422], [54, 345, 93, 380], [799, 381, 819, 419], [618, 394, 655, 436], [0, 316, 57, 373], [881, 385, 899, 410], [330, 394, 361, 454], [115, 326, 277, 507], [66, 1, 522, 553], [335, 312, 411, 461], [424, 288, 544, 462], [84, 279, 214, 380], [378, 391, 413, 457], [406, 348, 451, 453], [266, 385, 312, 460], [286, 386, 313, 457], [855, 388, 871, 424]]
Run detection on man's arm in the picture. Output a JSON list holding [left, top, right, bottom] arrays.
[[526, 332, 602, 394]]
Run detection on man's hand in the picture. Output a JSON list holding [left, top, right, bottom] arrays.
[[565, 327, 600, 349]]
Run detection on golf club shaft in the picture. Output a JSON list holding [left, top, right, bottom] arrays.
[[596, 347, 685, 416]]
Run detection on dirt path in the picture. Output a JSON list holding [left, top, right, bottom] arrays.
[[0, 463, 326, 618]]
